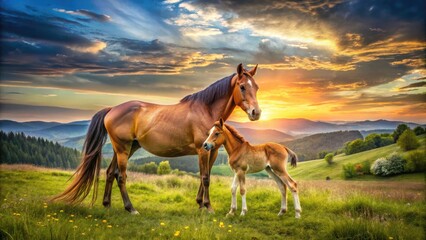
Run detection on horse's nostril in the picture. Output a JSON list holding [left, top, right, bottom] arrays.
[[252, 109, 256, 116], [203, 143, 208, 150]]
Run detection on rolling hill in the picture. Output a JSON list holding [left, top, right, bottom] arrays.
[[211, 135, 425, 181]]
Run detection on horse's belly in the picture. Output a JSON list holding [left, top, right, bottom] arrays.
[[138, 136, 197, 157]]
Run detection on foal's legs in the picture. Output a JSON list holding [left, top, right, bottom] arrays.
[[237, 170, 247, 216], [265, 166, 287, 216], [274, 169, 301, 218], [227, 174, 239, 216]]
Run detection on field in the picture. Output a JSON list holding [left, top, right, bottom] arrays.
[[0, 164, 425, 240]]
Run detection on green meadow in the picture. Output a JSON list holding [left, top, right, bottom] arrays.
[[0, 163, 424, 240]]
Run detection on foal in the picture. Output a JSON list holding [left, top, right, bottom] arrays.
[[203, 119, 301, 218]]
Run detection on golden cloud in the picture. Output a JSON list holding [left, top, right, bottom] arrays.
[[69, 40, 107, 54]]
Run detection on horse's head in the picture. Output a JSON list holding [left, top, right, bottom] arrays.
[[233, 63, 261, 121], [203, 118, 226, 151]]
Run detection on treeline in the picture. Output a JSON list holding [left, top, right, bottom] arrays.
[[0, 131, 80, 169], [344, 125, 425, 155]]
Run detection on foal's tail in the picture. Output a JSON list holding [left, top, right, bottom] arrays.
[[286, 147, 298, 167], [51, 107, 111, 206]]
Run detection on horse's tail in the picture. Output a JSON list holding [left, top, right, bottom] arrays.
[[286, 147, 298, 167], [51, 107, 111, 205]]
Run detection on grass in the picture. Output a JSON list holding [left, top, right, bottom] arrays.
[[212, 136, 426, 181], [0, 164, 425, 239]]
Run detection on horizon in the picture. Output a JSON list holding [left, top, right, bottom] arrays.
[[1, 1, 425, 123]]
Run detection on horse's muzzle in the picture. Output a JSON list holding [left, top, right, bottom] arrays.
[[203, 142, 213, 151]]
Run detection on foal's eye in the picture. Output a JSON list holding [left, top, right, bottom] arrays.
[[215, 132, 220, 136], [240, 85, 245, 91]]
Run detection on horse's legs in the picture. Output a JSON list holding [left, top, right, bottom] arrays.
[[227, 173, 239, 216], [103, 141, 140, 209], [265, 166, 287, 216], [103, 153, 117, 208], [275, 170, 301, 218], [110, 139, 139, 214], [237, 170, 247, 216]]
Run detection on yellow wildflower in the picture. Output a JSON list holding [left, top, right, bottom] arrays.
[[184, 226, 189, 230], [47, 215, 51, 218], [88, 215, 92, 218], [70, 214, 74, 217], [151, 228, 155, 231], [174, 231, 180, 237], [73, 225, 78, 229], [213, 219, 217, 222], [60, 210, 64, 213], [107, 225, 112, 228], [43, 206, 48, 208], [228, 230, 232, 233], [228, 225, 232, 228], [82, 233, 86, 236], [160, 222, 165, 226], [69, 220, 74, 223], [219, 222, 225, 228], [102, 220, 107, 223]]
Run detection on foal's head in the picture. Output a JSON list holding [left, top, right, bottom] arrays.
[[203, 118, 227, 151], [233, 63, 261, 121]]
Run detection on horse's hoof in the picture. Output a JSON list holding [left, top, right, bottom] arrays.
[[226, 212, 235, 217], [130, 210, 140, 215], [278, 209, 287, 216], [207, 208, 215, 214], [240, 210, 247, 216], [295, 212, 301, 219]]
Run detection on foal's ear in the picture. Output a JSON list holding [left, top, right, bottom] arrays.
[[219, 118, 224, 128], [248, 64, 258, 76], [237, 63, 243, 78]]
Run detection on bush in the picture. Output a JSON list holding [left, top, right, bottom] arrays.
[[361, 160, 371, 175], [393, 124, 408, 142], [404, 150, 426, 173], [128, 162, 158, 174], [324, 153, 334, 165], [413, 126, 425, 135], [343, 163, 356, 179], [157, 160, 172, 175], [318, 151, 329, 159], [371, 152, 405, 176], [397, 129, 420, 151]]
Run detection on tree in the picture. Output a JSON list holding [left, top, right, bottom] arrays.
[[393, 124, 408, 142], [157, 160, 172, 175], [324, 153, 334, 165], [397, 129, 420, 151], [413, 126, 425, 136], [141, 162, 158, 174]]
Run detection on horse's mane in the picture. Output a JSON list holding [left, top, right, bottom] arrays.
[[180, 74, 235, 105], [224, 123, 246, 143]]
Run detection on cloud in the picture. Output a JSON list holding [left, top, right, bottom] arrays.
[[53, 8, 111, 22], [399, 81, 426, 90]]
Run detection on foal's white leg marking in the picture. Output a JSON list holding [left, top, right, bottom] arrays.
[[241, 194, 247, 216], [293, 192, 302, 219], [228, 174, 238, 215], [265, 167, 287, 215]]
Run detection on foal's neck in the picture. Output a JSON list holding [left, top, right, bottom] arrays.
[[223, 127, 244, 156]]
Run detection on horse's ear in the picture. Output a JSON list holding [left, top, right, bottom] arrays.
[[249, 64, 258, 76], [237, 63, 243, 77], [219, 118, 224, 128]]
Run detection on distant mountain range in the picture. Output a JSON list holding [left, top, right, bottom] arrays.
[[228, 118, 422, 135], [1, 118, 422, 161]]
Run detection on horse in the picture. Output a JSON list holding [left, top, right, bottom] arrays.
[[52, 63, 261, 214], [203, 118, 302, 218]]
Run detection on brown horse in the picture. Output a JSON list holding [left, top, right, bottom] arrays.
[[52, 64, 261, 214], [203, 119, 301, 218]]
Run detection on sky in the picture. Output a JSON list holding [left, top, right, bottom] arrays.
[[0, 0, 425, 123]]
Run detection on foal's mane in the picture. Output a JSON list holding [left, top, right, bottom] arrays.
[[180, 74, 235, 105], [224, 123, 246, 143]]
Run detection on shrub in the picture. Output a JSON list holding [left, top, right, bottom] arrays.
[[404, 150, 426, 173], [361, 160, 371, 175], [128, 162, 158, 174], [371, 152, 405, 176], [157, 160, 172, 175], [397, 129, 420, 151], [343, 163, 356, 179], [324, 153, 334, 165], [393, 124, 408, 142], [413, 126, 425, 135], [318, 151, 329, 159]]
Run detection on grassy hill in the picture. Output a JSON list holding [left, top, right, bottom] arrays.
[[0, 165, 424, 239], [212, 136, 425, 181]]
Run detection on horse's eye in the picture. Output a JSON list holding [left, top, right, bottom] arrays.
[[215, 132, 220, 136], [240, 85, 245, 91]]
